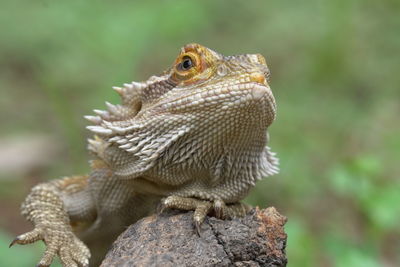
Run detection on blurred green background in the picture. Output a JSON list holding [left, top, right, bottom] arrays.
[[1, 0, 399, 266]]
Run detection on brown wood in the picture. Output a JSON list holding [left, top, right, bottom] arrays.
[[101, 207, 287, 267]]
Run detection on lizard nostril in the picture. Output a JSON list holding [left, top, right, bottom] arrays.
[[249, 73, 266, 85]]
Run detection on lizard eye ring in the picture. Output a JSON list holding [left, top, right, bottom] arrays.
[[171, 48, 208, 83]]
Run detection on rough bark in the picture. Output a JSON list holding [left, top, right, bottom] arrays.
[[101, 207, 287, 267]]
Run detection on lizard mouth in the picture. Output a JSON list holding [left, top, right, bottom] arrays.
[[251, 84, 271, 101], [246, 83, 276, 125]]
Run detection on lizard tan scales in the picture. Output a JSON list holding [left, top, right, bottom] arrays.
[[11, 43, 279, 267]]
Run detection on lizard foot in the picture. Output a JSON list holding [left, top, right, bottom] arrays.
[[10, 225, 90, 267], [161, 196, 251, 235]]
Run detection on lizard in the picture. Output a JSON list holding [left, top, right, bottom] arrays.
[[10, 43, 279, 267]]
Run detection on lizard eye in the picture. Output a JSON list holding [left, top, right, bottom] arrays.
[[178, 56, 194, 71], [182, 57, 193, 70], [171, 48, 207, 84]]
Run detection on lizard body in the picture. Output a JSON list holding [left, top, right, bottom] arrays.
[[12, 44, 279, 266]]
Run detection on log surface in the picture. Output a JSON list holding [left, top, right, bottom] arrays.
[[101, 207, 287, 267]]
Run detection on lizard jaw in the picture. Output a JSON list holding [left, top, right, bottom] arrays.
[[251, 84, 271, 100]]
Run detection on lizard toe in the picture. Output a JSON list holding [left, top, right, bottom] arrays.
[[69, 237, 90, 267], [213, 199, 227, 219], [60, 246, 80, 267], [37, 241, 58, 267], [10, 227, 44, 247]]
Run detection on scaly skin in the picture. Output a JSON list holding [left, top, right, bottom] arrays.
[[12, 43, 279, 267]]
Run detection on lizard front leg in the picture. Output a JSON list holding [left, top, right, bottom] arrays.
[[161, 196, 251, 234], [11, 175, 95, 267]]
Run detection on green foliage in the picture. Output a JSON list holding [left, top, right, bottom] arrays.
[[1, 0, 399, 266]]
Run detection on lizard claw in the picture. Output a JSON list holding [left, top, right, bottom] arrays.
[[10, 227, 43, 247], [193, 201, 212, 234], [161, 195, 252, 234], [161, 196, 210, 235], [156, 201, 166, 215], [11, 225, 90, 267], [9, 237, 19, 248], [213, 199, 226, 219], [194, 220, 202, 237]]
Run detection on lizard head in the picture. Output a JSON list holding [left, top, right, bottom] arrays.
[[170, 43, 270, 89], [86, 44, 277, 177], [86, 43, 276, 137], [164, 43, 275, 122], [168, 43, 273, 105]]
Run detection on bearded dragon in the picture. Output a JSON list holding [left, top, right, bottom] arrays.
[[11, 43, 279, 267]]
